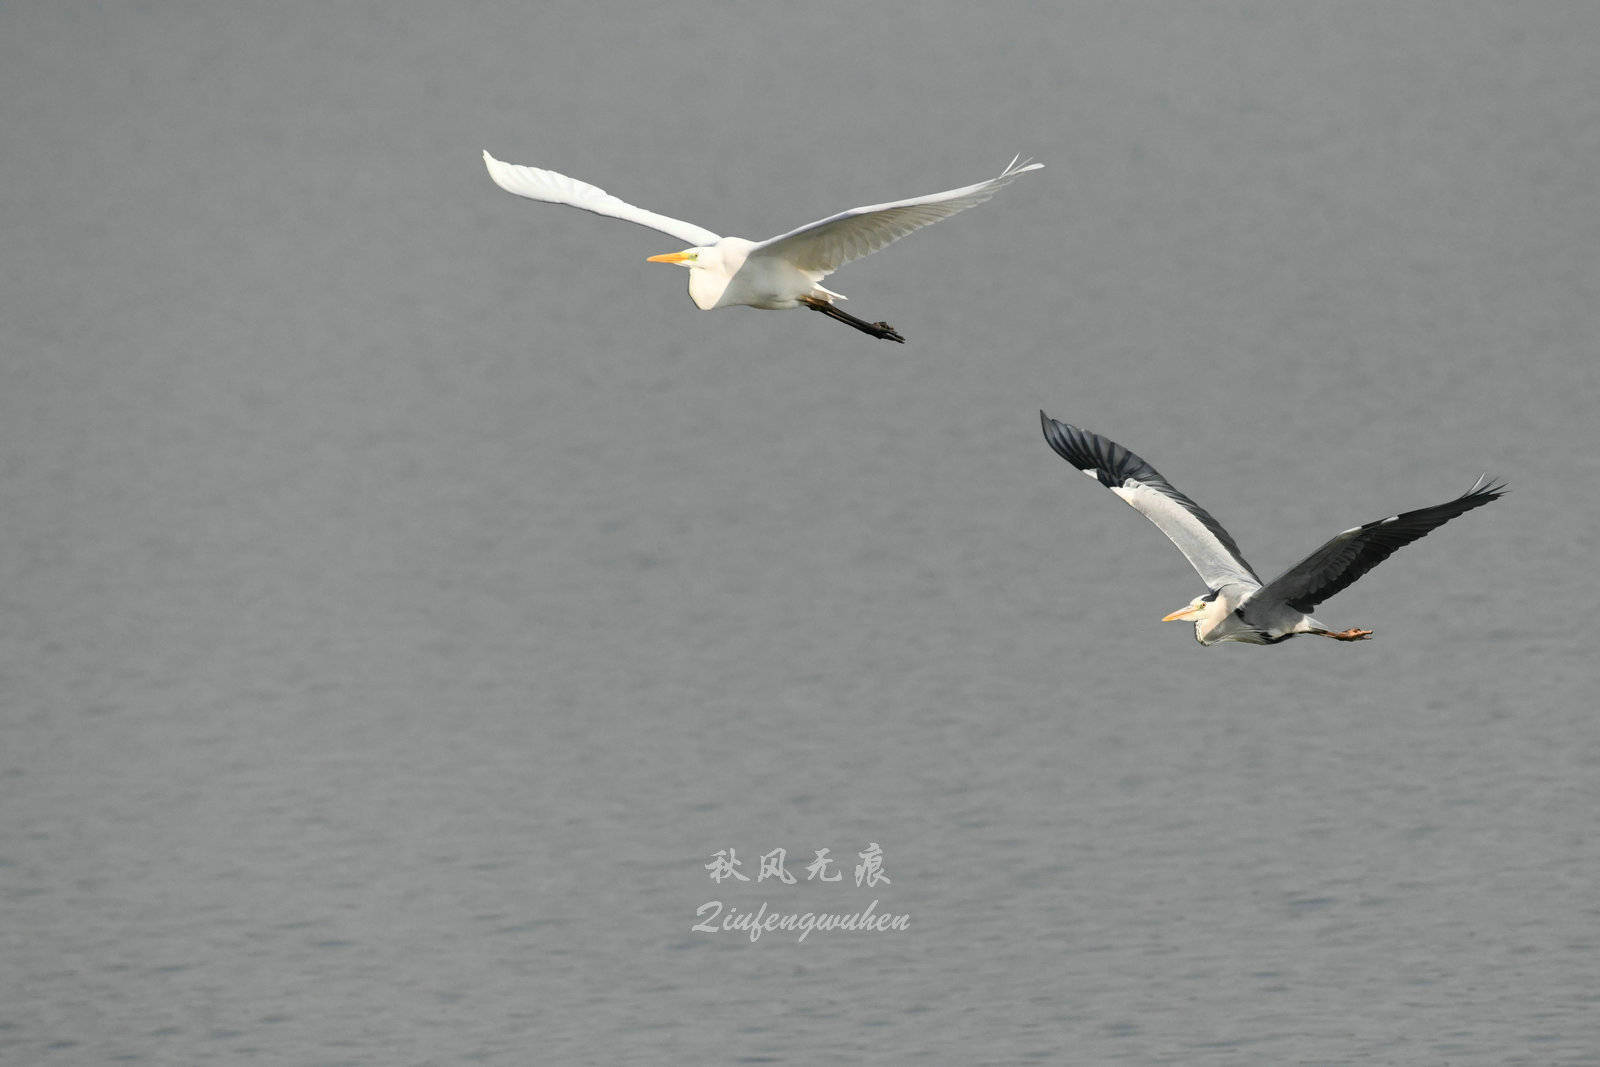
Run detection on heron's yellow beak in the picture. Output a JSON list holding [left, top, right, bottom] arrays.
[[646, 251, 694, 264], [1162, 603, 1205, 622]]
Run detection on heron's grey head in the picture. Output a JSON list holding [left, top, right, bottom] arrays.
[[1162, 591, 1228, 645]]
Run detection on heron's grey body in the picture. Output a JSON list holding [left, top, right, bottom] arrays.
[[1193, 586, 1333, 646], [1039, 413, 1505, 646]]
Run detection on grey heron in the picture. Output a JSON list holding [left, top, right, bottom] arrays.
[[1039, 412, 1506, 645], [482, 151, 1043, 343]]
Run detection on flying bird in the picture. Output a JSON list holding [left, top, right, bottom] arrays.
[[481, 150, 1042, 343], [1039, 412, 1505, 645]]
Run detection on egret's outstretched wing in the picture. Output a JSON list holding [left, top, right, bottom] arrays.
[[749, 157, 1043, 275], [482, 151, 721, 247], [1040, 413, 1261, 590], [1257, 476, 1506, 614]]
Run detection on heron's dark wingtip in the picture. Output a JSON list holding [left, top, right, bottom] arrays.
[[1471, 475, 1509, 499], [1038, 411, 1077, 466], [1039, 409, 1072, 439]]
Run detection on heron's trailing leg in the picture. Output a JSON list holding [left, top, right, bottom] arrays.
[[799, 295, 906, 343], [1313, 627, 1374, 641]]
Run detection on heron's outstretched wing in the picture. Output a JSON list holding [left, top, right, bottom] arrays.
[[1257, 477, 1506, 614], [1040, 413, 1261, 590], [749, 157, 1043, 276], [482, 151, 722, 247]]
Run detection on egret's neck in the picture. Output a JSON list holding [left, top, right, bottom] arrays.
[[683, 239, 753, 310]]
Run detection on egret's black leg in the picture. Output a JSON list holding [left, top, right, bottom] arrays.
[[799, 296, 905, 343]]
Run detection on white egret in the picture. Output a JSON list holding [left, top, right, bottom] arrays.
[[482, 150, 1042, 342], [1039, 412, 1506, 645]]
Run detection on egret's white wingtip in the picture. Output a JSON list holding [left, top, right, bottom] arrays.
[[1001, 155, 1044, 179], [482, 150, 512, 186]]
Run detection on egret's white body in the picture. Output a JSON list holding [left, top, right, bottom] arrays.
[[674, 238, 813, 311], [1039, 412, 1506, 646], [482, 150, 1042, 341]]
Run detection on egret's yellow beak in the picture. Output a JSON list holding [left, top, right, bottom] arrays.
[[646, 251, 694, 264], [1162, 603, 1204, 622]]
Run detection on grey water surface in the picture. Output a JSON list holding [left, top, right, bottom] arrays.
[[3, 2, 1598, 1063]]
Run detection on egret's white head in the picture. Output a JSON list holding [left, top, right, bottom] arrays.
[[645, 244, 742, 310], [646, 248, 704, 268]]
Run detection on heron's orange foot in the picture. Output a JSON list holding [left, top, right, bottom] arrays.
[[1332, 628, 1374, 641]]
